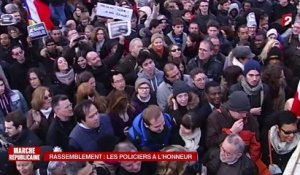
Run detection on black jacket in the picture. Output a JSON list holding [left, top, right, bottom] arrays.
[[187, 57, 223, 83], [7, 129, 42, 146], [46, 117, 76, 151], [229, 82, 273, 128]]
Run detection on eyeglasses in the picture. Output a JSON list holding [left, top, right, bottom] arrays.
[[171, 48, 181, 52], [280, 128, 298, 135], [44, 95, 52, 100]]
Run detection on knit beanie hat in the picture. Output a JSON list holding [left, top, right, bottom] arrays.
[[243, 59, 261, 76], [266, 28, 278, 38], [135, 78, 151, 91], [226, 91, 251, 112], [172, 80, 191, 97], [246, 12, 257, 27]]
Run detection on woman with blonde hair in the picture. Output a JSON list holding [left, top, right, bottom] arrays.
[[258, 39, 281, 65], [27, 86, 54, 142], [76, 82, 107, 113], [156, 145, 189, 175], [106, 90, 136, 141], [148, 33, 169, 70]]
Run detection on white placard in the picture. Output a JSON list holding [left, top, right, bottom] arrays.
[[107, 21, 131, 39], [96, 3, 133, 21]]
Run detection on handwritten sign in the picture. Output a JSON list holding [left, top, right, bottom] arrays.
[[96, 3, 133, 21], [27, 22, 48, 40]]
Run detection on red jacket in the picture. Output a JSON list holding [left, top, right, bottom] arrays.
[[206, 107, 261, 161]]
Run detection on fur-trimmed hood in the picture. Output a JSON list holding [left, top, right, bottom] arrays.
[[167, 91, 199, 110]]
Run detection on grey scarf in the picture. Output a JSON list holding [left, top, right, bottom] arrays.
[[270, 125, 300, 155], [241, 77, 263, 95], [55, 69, 75, 85]]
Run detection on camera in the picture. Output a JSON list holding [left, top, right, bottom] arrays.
[[73, 35, 85, 43]]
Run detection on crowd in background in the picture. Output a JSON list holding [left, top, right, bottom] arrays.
[[0, 0, 300, 174]]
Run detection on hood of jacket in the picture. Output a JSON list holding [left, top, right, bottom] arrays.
[[139, 6, 151, 20], [228, 3, 240, 18]]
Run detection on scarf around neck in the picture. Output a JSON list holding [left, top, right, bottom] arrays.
[[55, 69, 75, 85], [241, 77, 263, 96], [152, 47, 164, 58], [270, 125, 300, 155], [179, 127, 201, 151], [0, 94, 11, 116], [40, 107, 52, 119]]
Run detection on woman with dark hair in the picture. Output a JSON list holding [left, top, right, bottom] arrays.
[[52, 57, 76, 102], [221, 65, 243, 102], [72, 3, 89, 24], [76, 71, 107, 96], [262, 111, 300, 174], [179, 112, 205, 175], [168, 44, 187, 73], [183, 33, 201, 61], [0, 77, 28, 133], [25, 68, 50, 105], [73, 56, 87, 74], [106, 90, 136, 141], [262, 64, 286, 111], [16, 161, 38, 175], [92, 27, 111, 59], [166, 80, 200, 125], [27, 86, 54, 142]]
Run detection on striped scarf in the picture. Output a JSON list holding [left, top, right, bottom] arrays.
[[0, 94, 11, 116]]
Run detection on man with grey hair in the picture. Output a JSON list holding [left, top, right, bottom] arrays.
[[116, 38, 143, 85], [204, 134, 258, 175]]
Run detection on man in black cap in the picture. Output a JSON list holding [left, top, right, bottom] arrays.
[[206, 91, 263, 170]]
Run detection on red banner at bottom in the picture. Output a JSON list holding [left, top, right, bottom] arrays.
[[44, 152, 197, 161]]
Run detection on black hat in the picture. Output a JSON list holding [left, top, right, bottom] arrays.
[[226, 91, 251, 112], [267, 47, 282, 61], [172, 80, 191, 97]]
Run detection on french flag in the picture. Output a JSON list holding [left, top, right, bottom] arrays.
[[23, 0, 53, 30], [291, 80, 300, 117]]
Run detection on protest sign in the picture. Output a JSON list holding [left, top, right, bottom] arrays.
[[107, 21, 131, 39], [96, 3, 133, 21], [27, 22, 48, 40]]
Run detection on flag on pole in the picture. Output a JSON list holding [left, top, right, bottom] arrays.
[[23, 0, 53, 30], [291, 80, 300, 117]]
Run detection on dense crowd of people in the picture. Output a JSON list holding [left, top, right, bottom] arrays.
[[0, 0, 300, 174]]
